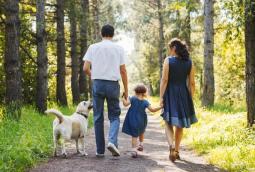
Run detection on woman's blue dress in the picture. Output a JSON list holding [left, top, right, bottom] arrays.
[[122, 96, 150, 137], [161, 57, 197, 128]]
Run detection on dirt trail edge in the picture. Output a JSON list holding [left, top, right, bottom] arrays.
[[30, 107, 223, 172]]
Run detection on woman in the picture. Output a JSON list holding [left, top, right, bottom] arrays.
[[160, 38, 198, 162]]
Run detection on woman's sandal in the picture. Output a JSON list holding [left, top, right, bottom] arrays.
[[137, 145, 143, 151], [175, 151, 180, 160], [169, 147, 176, 162], [169, 146, 181, 162]]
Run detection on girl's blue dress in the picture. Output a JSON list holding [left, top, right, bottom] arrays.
[[161, 57, 198, 128], [122, 96, 150, 137]]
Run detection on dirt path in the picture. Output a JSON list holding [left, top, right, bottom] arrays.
[[30, 108, 223, 172]]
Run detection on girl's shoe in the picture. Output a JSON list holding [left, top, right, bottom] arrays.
[[137, 145, 143, 151], [131, 151, 138, 158]]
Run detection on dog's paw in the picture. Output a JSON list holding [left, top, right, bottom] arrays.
[[53, 152, 58, 157], [61, 153, 68, 158], [76, 150, 81, 154], [81, 152, 88, 156]]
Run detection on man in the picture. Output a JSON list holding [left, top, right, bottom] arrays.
[[83, 24, 128, 157]]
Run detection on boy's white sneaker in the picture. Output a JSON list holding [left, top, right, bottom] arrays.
[[107, 142, 120, 156]]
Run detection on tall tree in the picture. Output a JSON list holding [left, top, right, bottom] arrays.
[[69, 0, 80, 104], [56, 0, 67, 105], [87, 0, 93, 98], [245, 0, 255, 127], [92, 0, 100, 41], [181, 0, 200, 49], [36, 0, 48, 112], [157, 0, 165, 79], [79, 0, 89, 100], [202, 0, 215, 106], [183, 1, 191, 48], [4, 0, 22, 119], [172, 10, 181, 38]]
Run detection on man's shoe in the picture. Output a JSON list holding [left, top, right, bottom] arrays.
[[107, 142, 120, 156], [96, 153, 105, 158]]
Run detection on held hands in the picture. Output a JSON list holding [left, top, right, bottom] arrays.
[[122, 92, 130, 107], [122, 92, 128, 100], [122, 92, 126, 99]]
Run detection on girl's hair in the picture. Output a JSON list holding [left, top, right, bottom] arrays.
[[134, 84, 147, 96], [168, 38, 190, 60]]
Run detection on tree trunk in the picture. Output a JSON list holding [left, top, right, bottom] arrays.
[[56, 0, 67, 105], [36, 0, 48, 113], [4, 0, 22, 120], [79, 0, 89, 100], [172, 10, 181, 38], [245, 0, 255, 127], [69, 0, 80, 104], [87, 2, 93, 99], [92, 0, 100, 42], [148, 51, 154, 96], [157, 0, 165, 79], [202, 0, 215, 106], [183, 1, 191, 49]]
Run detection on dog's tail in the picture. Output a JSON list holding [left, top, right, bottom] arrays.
[[45, 109, 64, 123]]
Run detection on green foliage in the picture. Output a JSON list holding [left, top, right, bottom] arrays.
[[214, 23, 245, 105], [220, 0, 245, 31], [0, 25, 4, 104], [4, 101, 22, 120], [128, 42, 160, 95], [207, 103, 246, 114], [0, 106, 4, 120], [20, 3, 37, 104], [0, 106, 53, 172], [184, 104, 255, 172], [0, 105, 93, 172]]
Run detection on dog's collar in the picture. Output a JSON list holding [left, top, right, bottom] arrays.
[[77, 112, 88, 119]]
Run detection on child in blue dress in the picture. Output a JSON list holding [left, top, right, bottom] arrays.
[[122, 84, 162, 158]]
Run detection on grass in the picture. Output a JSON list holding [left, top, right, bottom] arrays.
[[183, 105, 255, 172], [0, 104, 93, 172]]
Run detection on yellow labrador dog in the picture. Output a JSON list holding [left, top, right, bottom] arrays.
[[45, 101, 93, 157]]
